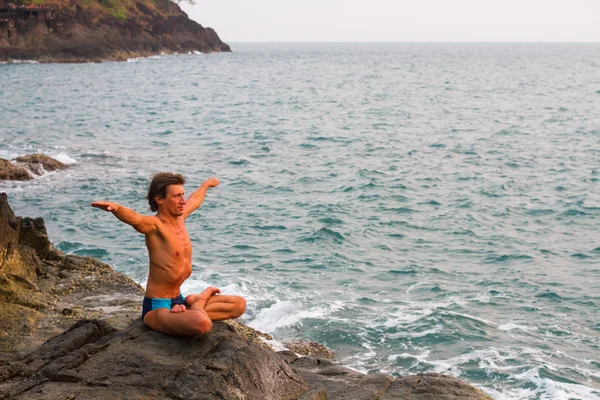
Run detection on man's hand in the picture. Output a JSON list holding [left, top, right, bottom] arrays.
[[201, 287, 221, 298], [91, 201, 120, 212], [202, 177, 220, 188]]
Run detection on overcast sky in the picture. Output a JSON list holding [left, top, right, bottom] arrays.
[[180, 0, 600, 43]]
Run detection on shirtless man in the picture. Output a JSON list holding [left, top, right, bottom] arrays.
[[92, 172, 246, 336]]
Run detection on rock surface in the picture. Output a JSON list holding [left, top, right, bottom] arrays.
[[0, 0, 230, 63], [0, 319, 308, 400], [0, 194, 493, 399]]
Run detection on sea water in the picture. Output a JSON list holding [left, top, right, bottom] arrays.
[[1, 43, 599, 399]]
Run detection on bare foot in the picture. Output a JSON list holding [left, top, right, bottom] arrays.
[[187, 287, 221, 310], [170, 304, 187, 313]]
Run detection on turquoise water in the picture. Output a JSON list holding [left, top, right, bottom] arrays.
[[1, 43, 600, 399]]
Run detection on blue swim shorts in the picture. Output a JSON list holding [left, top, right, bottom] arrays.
[[142, 293, 186, 319]]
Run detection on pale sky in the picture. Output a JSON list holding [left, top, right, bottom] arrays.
[[180, 0, 600, 43]]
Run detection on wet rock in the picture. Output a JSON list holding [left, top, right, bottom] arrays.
[[0, 159, 31, 181]]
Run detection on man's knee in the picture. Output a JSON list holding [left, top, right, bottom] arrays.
[[190, 313, 213, 335]]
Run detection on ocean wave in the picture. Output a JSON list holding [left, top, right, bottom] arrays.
[[297, 227, 345, 244], [52, 152, 78, 164], [246, 300, 340, 334]]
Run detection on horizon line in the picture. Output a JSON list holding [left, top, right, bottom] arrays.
[[223, 40, 600, 44]]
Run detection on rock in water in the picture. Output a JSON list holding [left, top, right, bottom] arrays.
[[0, 154, 68, 181], [15, 154, 67, 173]]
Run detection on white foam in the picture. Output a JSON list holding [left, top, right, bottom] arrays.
[[441, 310, 495, 327], [127, 54, 165, 62], [512, 367, 600, 400], [53, 153, 78, 164], [387, 350, 431, 367], [401, 346, 600, 400], [388, 325, 443, 339], [383, 308, 433, 327], [246, 300, 329, 334], [498, 323, 537, 332], [477, 386, 536, 400]]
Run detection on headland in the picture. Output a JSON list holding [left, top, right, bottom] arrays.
[[0, 0, 229, 63]]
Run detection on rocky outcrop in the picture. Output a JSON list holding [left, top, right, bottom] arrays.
[[0, 154, 68, 181], [0, 319, 308, 399], [0, 192, 143, 352], [0, 0, 230, 62], [0, 194, 493, 399]]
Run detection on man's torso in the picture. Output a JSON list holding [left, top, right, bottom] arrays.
[[144, 216, 193, 298]]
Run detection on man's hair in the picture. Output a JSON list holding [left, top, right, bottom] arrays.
[[147, 172, 186, 212]]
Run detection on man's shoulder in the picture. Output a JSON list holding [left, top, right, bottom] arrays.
[[138, 214, 161, 235]]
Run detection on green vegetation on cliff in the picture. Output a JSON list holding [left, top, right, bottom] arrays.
[[4, 0, 185, 21]]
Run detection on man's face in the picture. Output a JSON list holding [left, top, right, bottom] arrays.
[[157, 184, 186, 216]]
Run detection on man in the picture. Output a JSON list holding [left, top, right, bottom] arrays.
[[92, 172, 246, 336]]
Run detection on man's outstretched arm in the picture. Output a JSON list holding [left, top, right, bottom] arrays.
[[182, 177, 220, 220], [91, 201, 157, 234]]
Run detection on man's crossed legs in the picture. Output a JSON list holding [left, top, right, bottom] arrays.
[[143, 287, 246, 336]]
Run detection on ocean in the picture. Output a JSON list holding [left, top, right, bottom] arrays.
[[1, 43, 599, 399]]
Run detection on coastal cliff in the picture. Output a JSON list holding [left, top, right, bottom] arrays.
[[0, 193, 493, 399], [0, 0, 230, 62]]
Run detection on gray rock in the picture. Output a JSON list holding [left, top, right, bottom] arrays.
[[0, 319, 308, 400], [291, 356, 393, 399], [380, 373, 493, 400]]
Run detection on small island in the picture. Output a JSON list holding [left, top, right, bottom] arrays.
[[0, 0, 230, 62]]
